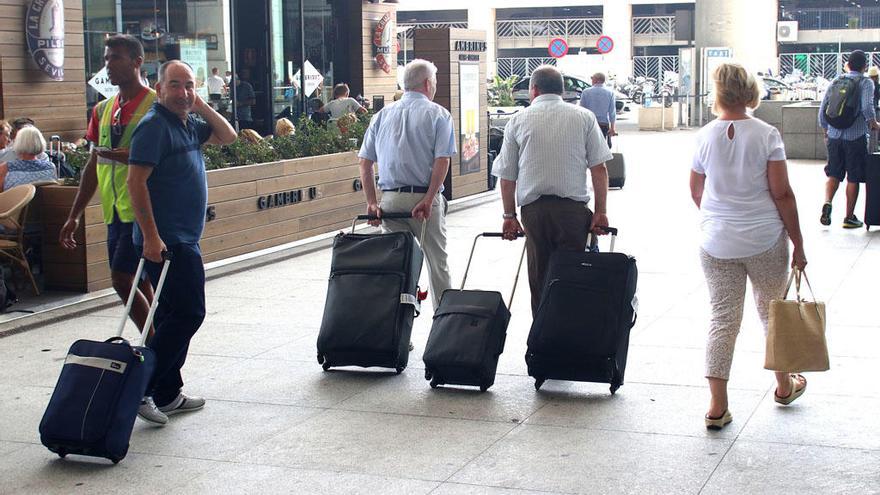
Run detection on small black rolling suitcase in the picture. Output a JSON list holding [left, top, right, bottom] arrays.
[[866, 151, 880, 231], [422, 232, 526, 392], [525, 227, 638, 394], [39, 256, 171, 464], [317, 214, 424, 373], [607, 153, 626, 189]]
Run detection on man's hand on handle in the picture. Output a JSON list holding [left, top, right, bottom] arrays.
[[590, 212, 610, 235], [365, 202, 382, 226], [502, 218, 525, 241], [412, 198, 433, 221], [143, 236, 167, 263]]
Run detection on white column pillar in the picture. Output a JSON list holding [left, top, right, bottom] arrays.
[[468, 7, 496, 78], [601, 0, 633, 81], [695, 0, 779, 78]]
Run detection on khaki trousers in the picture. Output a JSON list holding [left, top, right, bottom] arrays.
[[520, 196, 593, 316], [379, 192, 452, 310]]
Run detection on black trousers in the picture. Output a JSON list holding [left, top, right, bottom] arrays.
[[598, 123, 613, 149], [521, 196, 593, 317], [141, 243, 206, 406]]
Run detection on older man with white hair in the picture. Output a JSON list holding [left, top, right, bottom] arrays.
[[358, 59, 457, 310]]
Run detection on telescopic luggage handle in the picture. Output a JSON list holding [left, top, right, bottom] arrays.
[[352, 213, 428, 246], [588, 225, 618, 252], [460, 232, 527, 309], [115, 251, 173, 347]]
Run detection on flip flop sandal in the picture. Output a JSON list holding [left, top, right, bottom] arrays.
[[775, 374, 807, 405], [705, 410, 732, 430]]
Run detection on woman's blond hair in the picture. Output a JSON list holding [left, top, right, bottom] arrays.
[[239, 128, 263, 144], [712, 63, 761, 115], [275, 118, 295, 137]]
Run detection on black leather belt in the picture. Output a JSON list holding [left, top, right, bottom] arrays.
[[382, 186, 429, 193]]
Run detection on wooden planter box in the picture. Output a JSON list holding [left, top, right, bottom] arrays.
[[39, 151, 365, 293]]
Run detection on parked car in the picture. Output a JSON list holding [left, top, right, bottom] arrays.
[[761, 77, 793, 101], [513, 74, 628, 114]]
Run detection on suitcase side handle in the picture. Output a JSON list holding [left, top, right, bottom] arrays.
[[115, 251, 173, 347], [460, 233, 527, 310]]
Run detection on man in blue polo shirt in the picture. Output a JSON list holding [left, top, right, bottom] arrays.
[[127, 60, 236, 425]]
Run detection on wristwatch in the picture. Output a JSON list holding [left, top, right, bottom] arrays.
[[503, 212, 517, 219]]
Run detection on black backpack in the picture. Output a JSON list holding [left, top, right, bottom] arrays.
[[823, 75, 863, 130]]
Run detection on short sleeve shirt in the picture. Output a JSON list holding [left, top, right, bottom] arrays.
[[325, 98, 361, 120], [692, 117, 786, 259], [86, 87, 152, 148], [128, 103, 212, 246]]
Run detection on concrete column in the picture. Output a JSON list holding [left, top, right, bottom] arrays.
[[601, 0, 633, 81], [695, 0, 778, 83], [467, 7, 496, 78]]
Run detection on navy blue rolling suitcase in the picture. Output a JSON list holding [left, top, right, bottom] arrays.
[[423, 233, 526, 392], [39, 256, 171, 463]]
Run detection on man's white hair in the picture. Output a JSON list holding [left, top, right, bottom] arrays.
[[13, 126, 45, 156], [403, 59, 437, 91]]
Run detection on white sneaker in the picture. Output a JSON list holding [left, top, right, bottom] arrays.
[[158, 393, 206, 416], [137, 397, 169, 426]]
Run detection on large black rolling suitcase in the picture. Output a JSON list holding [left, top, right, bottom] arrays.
[[317, 214, 424, 373], [866, 151, 880, 231], [422, 232, 526, 392], [525, 227, 638, 394], [39, 256, 171, 464]]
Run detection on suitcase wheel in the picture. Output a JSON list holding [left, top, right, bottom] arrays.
[[424, 370, 432, 381], [534, 378, 545, 391], [110, 457, 120, 464], [479, 384, 489, 393], [56, 451, 67, 459], [322, 361, 331, 372], [395, 366, 405, 375], [610, 383, 620, 395], [430, 377, 439, 389], [317, 354, 325, 365]]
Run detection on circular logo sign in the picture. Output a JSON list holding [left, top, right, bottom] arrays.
[[25, 0, 66, 81], [548, 38, 569, 59], [373, 11, 396, 74], [596, 35, 614, 54]]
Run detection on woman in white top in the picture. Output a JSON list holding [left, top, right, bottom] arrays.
[[690, 63, 808, 430]]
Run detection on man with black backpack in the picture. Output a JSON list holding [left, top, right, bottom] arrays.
[[818, 50, 879, 229]]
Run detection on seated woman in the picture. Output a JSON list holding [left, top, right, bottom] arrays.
[[0, 126, 57, 191], [319, 83, 367, 121]]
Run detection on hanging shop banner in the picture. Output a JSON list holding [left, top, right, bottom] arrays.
[[180, 38, 209, 98], [459, 63, 481, 175], [25, 0, 66, 81], [373, 11, 396, 74]]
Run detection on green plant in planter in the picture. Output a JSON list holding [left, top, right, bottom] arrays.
[[489, 74, 520, 107], [202, 144, 228, 170], [60, 146, 92, 185]]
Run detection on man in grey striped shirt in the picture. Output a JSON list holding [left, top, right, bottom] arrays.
[[492, 65, 613, 315]]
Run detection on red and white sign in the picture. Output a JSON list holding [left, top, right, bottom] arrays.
[[548, 38, 569, 59], [373, 11, 396, 74], [596, 35, 614, 54]]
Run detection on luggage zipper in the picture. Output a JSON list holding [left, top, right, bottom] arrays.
[[81, 370, 106, 441]]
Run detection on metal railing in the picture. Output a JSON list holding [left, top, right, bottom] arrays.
[[397, 21, 468, 39], [782, 7, 880, 30], [632, 56, 680, 92], [779, 52, 880, 79], [496, 57, 557, 79], [633, 16, 675, 37], [496, 18, 603, 41]]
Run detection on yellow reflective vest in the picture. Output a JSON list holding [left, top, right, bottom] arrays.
[[94, 90, 156, 224]]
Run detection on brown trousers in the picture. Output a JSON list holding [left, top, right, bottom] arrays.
[[521, 196, 593, 316]]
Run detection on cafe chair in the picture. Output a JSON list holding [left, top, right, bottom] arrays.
[[0, 184, 39, 295]]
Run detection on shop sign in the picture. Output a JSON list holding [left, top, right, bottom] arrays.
[[292, 60, 324, 98], [25, 0, 65, 81], [373, 11, 396, 74], [459, 63, 481, 176], [453, 41, 487, 52], [88, 66, 118, 99]]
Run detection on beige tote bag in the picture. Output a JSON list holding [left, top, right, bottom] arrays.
[[765, 268, 830, 372]]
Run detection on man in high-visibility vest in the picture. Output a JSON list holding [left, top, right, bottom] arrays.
[[59, 34, 156, 335]]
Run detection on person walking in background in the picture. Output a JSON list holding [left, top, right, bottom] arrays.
[[868, 66, 880, 113], [0, 126, 56, 190], [818, 50, 879, 229], [492, 65, 612, 316], [206, 67, 226, 104], [690, 63, 808, 430], [579, 72, 617, 148], [59, 34, 157, 339], [235, 72, 256, 130], [127, 60, 236, 426], [357, 59, 456, 311]]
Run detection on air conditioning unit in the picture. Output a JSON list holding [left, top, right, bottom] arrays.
[[777, 21, 798, 43]]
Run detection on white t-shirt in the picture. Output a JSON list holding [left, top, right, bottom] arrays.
[[692, 117, 786, 259], [324, 97, 362, 120], [206, 75, 225, 95]]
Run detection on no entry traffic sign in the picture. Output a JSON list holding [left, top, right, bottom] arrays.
[[597, 35, 614, 54], [548, 38, 569, 58]]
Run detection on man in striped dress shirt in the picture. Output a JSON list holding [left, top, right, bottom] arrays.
[[492, 65, 613, 316]]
